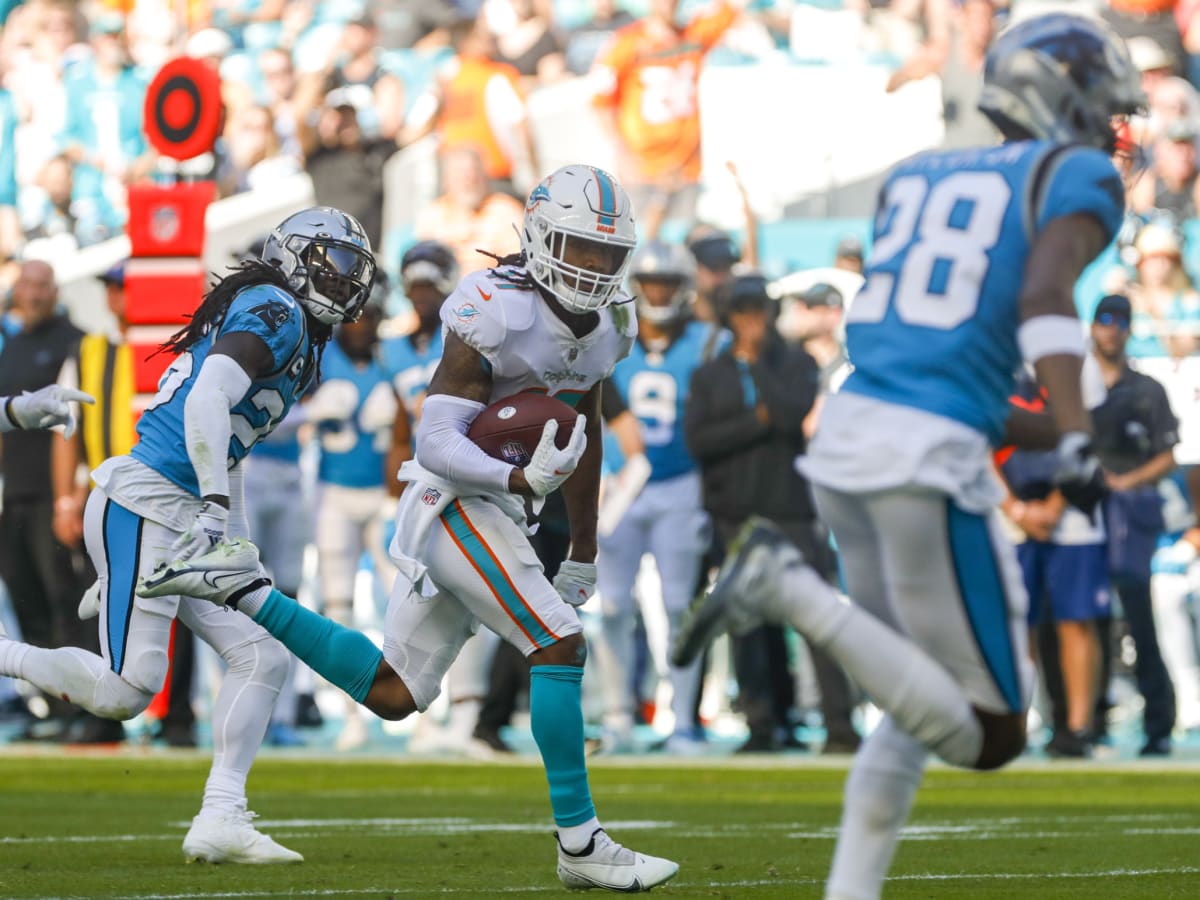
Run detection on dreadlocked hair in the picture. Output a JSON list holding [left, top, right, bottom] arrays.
[[156, 259, 335, 376], [477, 249, 537, 290]]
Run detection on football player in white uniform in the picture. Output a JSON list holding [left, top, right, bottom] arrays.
[[140, 165, 679, 893]]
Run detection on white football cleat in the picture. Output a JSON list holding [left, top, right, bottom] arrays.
[[137, 539, 271, 608], [182, 803, 303, 864], [557, 829, 678, 892]]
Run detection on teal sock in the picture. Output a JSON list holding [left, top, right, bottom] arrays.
[[530, 665, 596, 827], [252, 589, 381, 703]]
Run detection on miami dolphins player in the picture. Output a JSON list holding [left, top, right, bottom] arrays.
[[596, 238, 721, 753], [673, 13, 1142, 899], [141, 164, 679, 892], [0, 206, 376, 864]]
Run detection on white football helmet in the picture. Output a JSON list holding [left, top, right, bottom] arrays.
[[520, 165, 637, 313], [629, 239, 696, 325], [261, 207, 377, 325]]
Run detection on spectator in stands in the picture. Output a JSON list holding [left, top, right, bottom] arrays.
[[886, 0, 998, 149], [19, 154, 76, 251], [1090, 293, 1180, 756], [687, 226, 743, 325], [1104, 0, 1186, 85], [491, 0, 568, 90], [825, 235, 861, 276], [780, 282, 850, 437], [59, 14, 150, 245], [414, 145, 525, 276], [217, 104, 301, 197], [686, 273, 859, 753], [52, 261, 196, 747], [1128, 118, 1200, 227], [591, 0, 743, 239], [565, 0, 636, 75], [0, 84, 18, 261], [1122, 224, 1200, 359], [850, 0, 952, 65], [0, 260, 120, 744], [315, 13, 406, 143], [403, 14, 539, 197], [259, 47, 303, 160], [297, 90, 398, 251]]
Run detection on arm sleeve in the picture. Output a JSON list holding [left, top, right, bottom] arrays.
[[227, 465, 250, 539], [416, 393, 515, 494], [600, 377, 627, 422], [184, 354, 253, 501]]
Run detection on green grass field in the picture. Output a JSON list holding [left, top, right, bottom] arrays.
[[1, 752, 1197, 899]]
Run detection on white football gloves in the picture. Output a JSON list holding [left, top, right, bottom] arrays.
[[5, 385, 94, 437], [1053, 431, 1106, 517], [553, 560, 597, 608], [522, 415, 588, 497], [170, 501, 229, 562]]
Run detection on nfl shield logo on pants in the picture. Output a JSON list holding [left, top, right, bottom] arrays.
[[422, 487, 441, 506]]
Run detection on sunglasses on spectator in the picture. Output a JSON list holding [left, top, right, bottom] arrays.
[[1095, 312, 1130, 329]]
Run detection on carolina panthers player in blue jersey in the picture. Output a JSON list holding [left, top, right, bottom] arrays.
[[674, 13, 1142, 898], [0, 206, 376, 864], [306, 287, 399, 750], [597, 239, 721, 753], [381, 240, 457, 482]]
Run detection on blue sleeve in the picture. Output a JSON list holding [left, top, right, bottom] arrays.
[[1034, 145, 1125, 244], [219, 285, 305, 373]]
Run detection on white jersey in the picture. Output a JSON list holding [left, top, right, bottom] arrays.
[[443, 267, 638, 405], [391, 267, 638, 591]]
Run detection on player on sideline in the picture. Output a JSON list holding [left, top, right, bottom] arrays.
[[672, 12, 1142, 900], [0, 383, 92, 434], [0, 207, 377, 864], [140, 164, 680, 893]]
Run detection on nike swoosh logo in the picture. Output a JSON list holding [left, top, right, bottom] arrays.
[[476, 286, 492, 301], [554, 469, 572, 476]]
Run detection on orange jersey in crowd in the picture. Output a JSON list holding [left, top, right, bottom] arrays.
[[438, 55, 525, 182], [592, 3, 738, 183]]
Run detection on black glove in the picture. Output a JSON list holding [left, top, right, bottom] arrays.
[[1053, 431, 1107, 517]]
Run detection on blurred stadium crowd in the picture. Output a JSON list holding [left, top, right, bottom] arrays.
[[0, 0, 1199, 761]]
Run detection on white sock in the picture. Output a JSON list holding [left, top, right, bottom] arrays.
[[826, 717, 926, 900], [559, 816, 602, 853], [235, 583, 273, 617], [200, 766, 248, 816], [777, 572, 983, 767]]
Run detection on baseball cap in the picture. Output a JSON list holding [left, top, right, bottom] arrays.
[[687, 231, 741, 270], [800, 282, 843, 308], [1093, 293, 1131, 324], [835, 234, 864, 260], [1127, 36, 1174, 74], [1165, 118, 1197, 143], [718, 272, 773, 314], [97, 261, 126, 287]]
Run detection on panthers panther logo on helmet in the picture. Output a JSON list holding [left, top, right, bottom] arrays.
[[978, 12, 1144, 153], [261, 207, 377, 325]]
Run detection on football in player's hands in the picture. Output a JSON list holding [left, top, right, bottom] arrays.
[[467, 392, 578, 467]]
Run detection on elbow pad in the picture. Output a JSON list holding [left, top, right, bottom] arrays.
[[417, 394, 514, 494], [185, 354, 252, 500]]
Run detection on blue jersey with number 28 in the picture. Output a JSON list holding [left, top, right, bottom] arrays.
[[842, 140, 1124, 444], [132, 283, 313, 495]]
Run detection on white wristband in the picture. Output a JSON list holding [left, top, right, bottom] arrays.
[[1018, 315, 1085, 364]]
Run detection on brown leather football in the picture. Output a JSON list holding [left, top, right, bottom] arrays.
[[466, 392, 578, 467]]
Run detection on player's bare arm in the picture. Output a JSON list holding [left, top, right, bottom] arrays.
[[558, 383, 603, 563], [1019, 212, 1110, 436]]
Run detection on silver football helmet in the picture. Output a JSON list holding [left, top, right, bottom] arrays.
[[979, 12, 1144, 153], [628, 239, 696, 325], [520, 165, 637, 313], [261, 207, 377, 325]]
